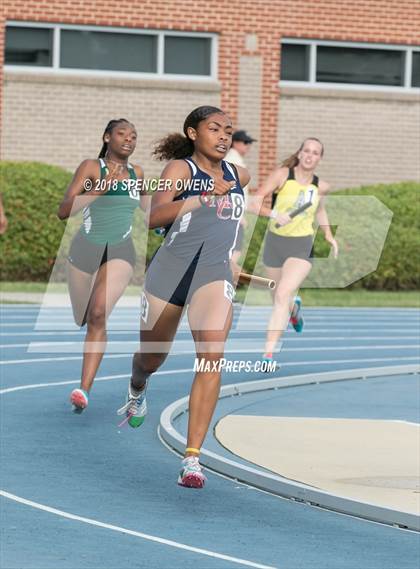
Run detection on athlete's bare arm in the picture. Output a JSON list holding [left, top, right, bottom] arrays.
[[148, 160, 236, 229], [57, 160, 103, 220], [316, 182, 338, 258], [234, 164, 251, 191], [248, 166, 289, 218], [0, 193, 8, 234]]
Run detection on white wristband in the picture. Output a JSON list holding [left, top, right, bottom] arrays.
[[269, 210, 277, 219]]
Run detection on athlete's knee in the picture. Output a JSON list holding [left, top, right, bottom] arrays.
[[132, 351, 166, 377], [274, 287, 294, 306], [86, 305, 106, 329], [196, 339, 226, 361]]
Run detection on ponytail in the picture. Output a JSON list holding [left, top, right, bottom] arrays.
[[153, 133, 194, 161], [153, 105, 225, 161], [281, 137, 324, 169], [98, 142, 108, 159], [281, 151, 300, 169]]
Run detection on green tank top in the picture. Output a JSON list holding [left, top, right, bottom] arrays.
[[80, 158, 140, 245]]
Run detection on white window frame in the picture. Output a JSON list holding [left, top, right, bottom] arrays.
[[4, 21, 218, 82], [280, 38, 420, 93]]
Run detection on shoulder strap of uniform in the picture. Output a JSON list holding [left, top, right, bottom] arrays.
[[98, 158, 108, 180], [127, 162, 137, 180], [271, 167, 291, 208], [184, 158, 197, 177], [312, 174, 319, 187], [225, 161, 240, 183]]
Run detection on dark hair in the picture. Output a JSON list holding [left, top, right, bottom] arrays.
[[282, 137, 324, 169], [153, 105, 225, 161], [98, 118, 132, 158]]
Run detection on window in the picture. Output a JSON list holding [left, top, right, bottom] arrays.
[[316, 46, 404, 86], [281, 44, 309, 81], [60, 30, 157, 72], [164, 36, 211, 75], [5, 26, 53, 66], [280, 40, 420, 90], [412, 52, 420, 88], [5, 23, 216, 79]]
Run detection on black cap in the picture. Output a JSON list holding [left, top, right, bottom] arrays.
[[232, 130, 256, 144]]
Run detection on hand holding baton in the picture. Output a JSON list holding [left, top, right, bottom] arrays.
[[274, 200, 312, 228]]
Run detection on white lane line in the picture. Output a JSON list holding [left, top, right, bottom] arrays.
[[2, 327, 419, 337], [198, 324, 420, 330], [280, 356, 420, 366], [0, 369, 191, 395], [2, 304, 417, 310], [0, 354, 131, 365], [2, 317, 419, 327], [0, 491, 275, 569], [1, 353, 419, 369], [3, 313, 419, 321], [0, 369, 275, 569], [283, 345, 419, 352], [1, 335, 419, 350]]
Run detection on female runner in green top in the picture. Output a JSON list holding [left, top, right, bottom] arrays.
[[58, 118, 146, 413]]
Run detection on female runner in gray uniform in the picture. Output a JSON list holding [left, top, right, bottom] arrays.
[[117, 106, 250, 488]]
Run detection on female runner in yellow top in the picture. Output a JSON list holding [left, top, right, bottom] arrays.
[[253, 138, 338, 362]]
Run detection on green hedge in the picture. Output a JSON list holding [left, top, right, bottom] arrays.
[[0, 161, 162, 283], [0, 161, 419, 289], [0, 162, 72, 281], [242, 181, 420, 291], [312, 182, 420, 290]]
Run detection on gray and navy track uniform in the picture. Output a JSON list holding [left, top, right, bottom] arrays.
[[68, 159, 139, 274], [145, 158, 245, 306]]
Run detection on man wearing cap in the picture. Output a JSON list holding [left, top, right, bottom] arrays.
[[225, 130, 256, 270], [225, 130, 256, 186]]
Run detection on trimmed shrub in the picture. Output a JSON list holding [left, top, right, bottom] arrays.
[[1, 161, 418, 289], [242, 181, 420, 290], [0, 161, 72, 281], [0, 161, 161, 283]]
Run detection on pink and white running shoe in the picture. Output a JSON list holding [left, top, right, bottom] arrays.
[[70, 388, 89, 413], [178, 456, 206, 489]]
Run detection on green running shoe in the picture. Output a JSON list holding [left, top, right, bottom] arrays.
[[117, 383, 147, 428]]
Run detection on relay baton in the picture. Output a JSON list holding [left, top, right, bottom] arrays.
[[238, 272, 276, 290], [274, 200, 313, 228]]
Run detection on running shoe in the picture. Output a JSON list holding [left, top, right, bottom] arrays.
[[70, 388, 89, 413], [261, 353, 279, 373], [262, 352, 273, 363], [117, 383, 147, 428], [178, 456, 206, 488], [290, 296, 304, 333]]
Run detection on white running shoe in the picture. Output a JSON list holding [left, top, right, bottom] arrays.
[[178, 456, 206, 488], [117, 383, 147, 428]]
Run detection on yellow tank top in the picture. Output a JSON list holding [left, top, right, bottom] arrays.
[[268, 169, 320, 237]]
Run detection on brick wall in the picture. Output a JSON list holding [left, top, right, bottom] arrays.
[[278, 87, 420, 189], [1, 72, 220, 176], [237, 54, 262, 186], [1, 0, 420, 184]]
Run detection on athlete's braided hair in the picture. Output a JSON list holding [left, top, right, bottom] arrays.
[[98, 118, 132, 158], [282, 137, 324, 169], [153, 105, 226, 161]]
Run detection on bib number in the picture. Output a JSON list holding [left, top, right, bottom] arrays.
[[305, 187, 318, 205], [231, 194, 245, 221]]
